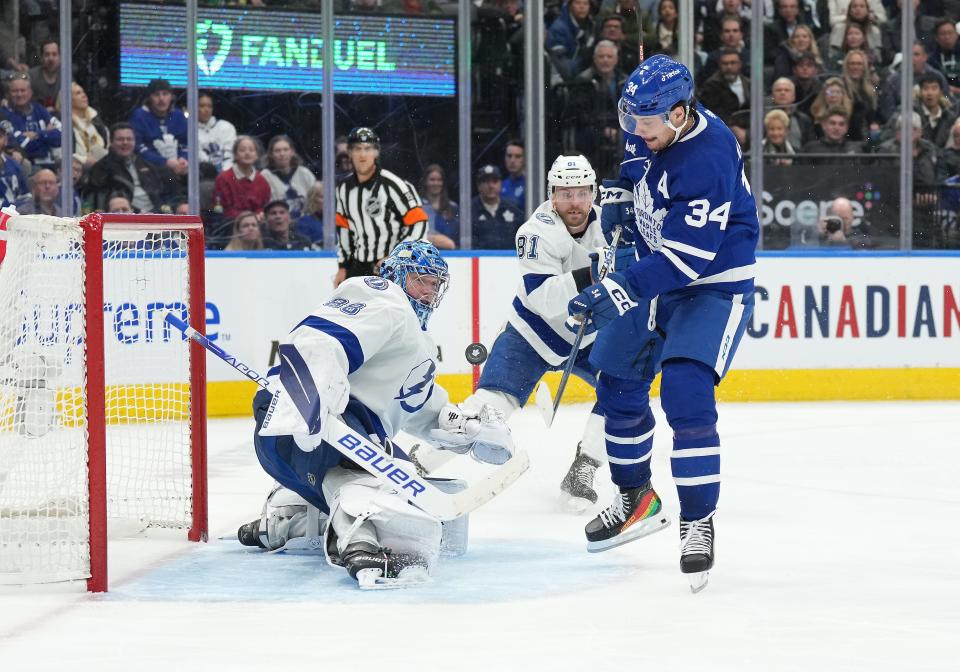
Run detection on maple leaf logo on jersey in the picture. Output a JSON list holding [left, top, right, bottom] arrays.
[[395, 359, 437, 412], [632, 167, 668, 252]]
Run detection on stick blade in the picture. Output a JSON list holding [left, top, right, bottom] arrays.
[[534, 381, 556, 428], [447, 448, 530, 518]]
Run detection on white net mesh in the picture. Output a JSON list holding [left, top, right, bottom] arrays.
[[0, 216, 197, 585]]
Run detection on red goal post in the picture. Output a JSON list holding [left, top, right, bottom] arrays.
[[0, 213, 207, 592]]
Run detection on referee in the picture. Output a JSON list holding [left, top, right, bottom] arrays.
[[334, 127, 429, 286]]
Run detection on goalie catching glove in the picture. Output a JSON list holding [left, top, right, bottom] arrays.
[[430, 403, 515, 465]]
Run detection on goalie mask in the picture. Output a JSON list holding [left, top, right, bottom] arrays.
[[380, 240, 449, 330]]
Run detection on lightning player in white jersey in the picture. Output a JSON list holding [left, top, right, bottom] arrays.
[[237, 241, 515, 588], [425, 154, 656, 511], [568, 55, 759, 591]]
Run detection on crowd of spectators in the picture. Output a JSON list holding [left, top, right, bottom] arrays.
[[4, 0, 960, 252], [452, 0, 953, 248]]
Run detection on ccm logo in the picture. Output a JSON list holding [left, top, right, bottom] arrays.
[[611, 288, 635, 312], [336, 433, 427, 497]]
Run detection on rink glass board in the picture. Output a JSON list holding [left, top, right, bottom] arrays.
[[119, 4, 456, 97]]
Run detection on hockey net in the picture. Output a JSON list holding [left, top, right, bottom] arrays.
[[0, 213, 207, 591]]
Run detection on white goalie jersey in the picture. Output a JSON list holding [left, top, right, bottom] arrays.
[[263, 276, 449, 441], [506, 200, 606, 366]]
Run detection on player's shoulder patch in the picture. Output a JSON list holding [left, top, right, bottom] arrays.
[[364, 276, 389, 290], [341, 276, 402, 302], [535, 212, 553, 225]]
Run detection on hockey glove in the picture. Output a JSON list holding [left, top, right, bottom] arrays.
[[589, 245, 637, 281], [566, 271, 641, 333], [429, 404, 475, 455], [599, 178, 636, 245], [430, 403, 515, 465], [258, 343, 349, 449]]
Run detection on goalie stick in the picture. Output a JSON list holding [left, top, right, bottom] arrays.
[[164, 313, 528, 522], [535, 225, 622, 428]]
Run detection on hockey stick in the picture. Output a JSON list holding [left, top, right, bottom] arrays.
[[164, 313, 528, 522], [535, 225, 622, 428]]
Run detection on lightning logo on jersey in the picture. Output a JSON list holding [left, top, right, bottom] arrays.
[[395, 359, 437, 412]]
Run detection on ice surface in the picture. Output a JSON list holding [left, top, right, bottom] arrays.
[[1, 401, 957, 671]]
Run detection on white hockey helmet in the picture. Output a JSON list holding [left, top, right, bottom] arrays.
[[547, 155, 597, 198]]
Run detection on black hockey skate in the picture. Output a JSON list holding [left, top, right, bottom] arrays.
[[237, 518, 265, 549], [559, 443, 601, 513], [585, 481, 670, 553], [342, 542, 431, 590], [680, 512, 715, 593]]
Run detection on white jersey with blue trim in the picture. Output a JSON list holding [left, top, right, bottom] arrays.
[[619, 105, 759, 299], [506, 199, 606, 366], [267, 276, 448, 441]]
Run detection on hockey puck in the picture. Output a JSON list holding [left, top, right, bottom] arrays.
[[465, 342, 488, 365]]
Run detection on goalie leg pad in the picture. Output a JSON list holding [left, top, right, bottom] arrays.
[[321, 467, 442, 574], [430, 478, 470, 557], [254, 484, 327, 552]]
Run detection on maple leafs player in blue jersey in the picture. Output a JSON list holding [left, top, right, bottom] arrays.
[[567, 55, 759, 592]]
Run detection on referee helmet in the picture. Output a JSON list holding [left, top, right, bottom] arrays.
[[347, 126, 380, 148]]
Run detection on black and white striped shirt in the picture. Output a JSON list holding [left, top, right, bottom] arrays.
[[335, 167, 428, 266]]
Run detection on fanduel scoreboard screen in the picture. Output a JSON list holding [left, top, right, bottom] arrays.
[[119, 4, 456, 97]]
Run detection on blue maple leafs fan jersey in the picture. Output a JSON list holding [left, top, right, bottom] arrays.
[[618, 104, 759, 300]]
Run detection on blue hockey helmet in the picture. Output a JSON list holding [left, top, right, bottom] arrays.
[[618, 55, 694, 135], [379, 240, 450, 329]]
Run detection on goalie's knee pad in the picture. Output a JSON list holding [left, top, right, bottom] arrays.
[[256, 484, 327, 551], [429, 478, 470, 557], [322, 467, 443, 574]]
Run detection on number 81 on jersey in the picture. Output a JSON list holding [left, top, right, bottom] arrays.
[[516, 234, 540, 259]]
